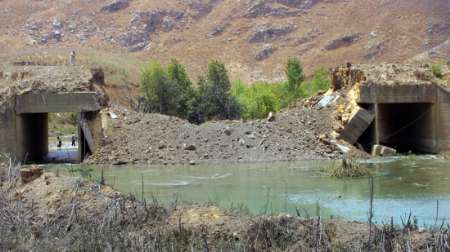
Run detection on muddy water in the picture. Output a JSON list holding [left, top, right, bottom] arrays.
[[51, 156, 450, 227]]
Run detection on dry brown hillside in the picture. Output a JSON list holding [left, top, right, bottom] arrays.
[[0, 0, 449, 82]]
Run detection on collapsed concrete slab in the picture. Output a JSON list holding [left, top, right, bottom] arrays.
[[339, 108, 374, 144]]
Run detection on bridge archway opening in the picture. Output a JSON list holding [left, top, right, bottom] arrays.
[[358, 103, 436, 154], [17, 111, 95, 164]]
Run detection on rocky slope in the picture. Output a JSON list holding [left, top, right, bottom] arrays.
[[0, 0, 449, 82]]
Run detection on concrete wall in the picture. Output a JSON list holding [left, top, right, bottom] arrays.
[[0, 98, 17, 158], [359, 84, 437, 104], [438, 88, 450, 151], [16, 92, 101, 114]]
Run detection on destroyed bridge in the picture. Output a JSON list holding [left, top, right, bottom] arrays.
[[335, 64, 450, 155], [0, 65, 107, 163]]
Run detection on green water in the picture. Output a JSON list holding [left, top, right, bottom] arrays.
[[49, 156, 450, 227]]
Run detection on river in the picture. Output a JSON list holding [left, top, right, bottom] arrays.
[[47, 155, 450, 227]]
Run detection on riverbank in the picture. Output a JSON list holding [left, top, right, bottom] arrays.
[[1, 161, 449, 251], [86, 103, 356, 166]]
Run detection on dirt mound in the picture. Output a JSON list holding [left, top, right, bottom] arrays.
[[0, 65, 107, 106], [87, 104, 342, 165]]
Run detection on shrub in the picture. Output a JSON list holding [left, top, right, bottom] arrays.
[[231, 81, 281, 119], [285, 58, 305, 94], [141, 61, 180, 115], [187, 61, 241, 123], [302, 68, 330, 96], [432, 64, 443, 79], [167, 59, 195, 118]]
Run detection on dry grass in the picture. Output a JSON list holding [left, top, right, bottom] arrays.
[[1, 158, 449, 251], [327, 158, 370, 178]]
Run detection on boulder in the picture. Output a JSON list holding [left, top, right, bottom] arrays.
[[183, 144, 197, 151], [101, 0, 129, 12], [255, 44, 274, 61], [244, 2, 297, 18], [208, 26, 225, 38], [371, 144, 397, 156], [20, 165, 43, 184], [325, 33, 361, 51], [248, 25, 296, 43]]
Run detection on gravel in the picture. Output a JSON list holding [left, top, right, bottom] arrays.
[[87, 105, 342, 165]]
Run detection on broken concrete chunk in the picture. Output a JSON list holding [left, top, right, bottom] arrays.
[[372, 144, 397, 156], [267, 112, 275, 122], [183, 144, 197, 151]]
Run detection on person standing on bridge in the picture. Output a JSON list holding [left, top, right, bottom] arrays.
[[69, 51, 76, 66]]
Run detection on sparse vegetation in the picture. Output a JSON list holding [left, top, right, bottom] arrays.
[[327, 158, 370, 178], [2, 161, 450, 251], [432, 64, 444, 79], [231, 65, 330, 119]]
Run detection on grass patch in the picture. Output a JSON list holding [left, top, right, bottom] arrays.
[[326, 158, 370, 178]]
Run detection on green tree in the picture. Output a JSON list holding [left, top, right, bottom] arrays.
[[188, 61, 241, 123], [203, 60, 240, 119], [285, 58, 305, 93], [141, 61, 179, 115], [167, 59, 195, 118]]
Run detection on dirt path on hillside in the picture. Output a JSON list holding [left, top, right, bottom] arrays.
[[87, 104, 343, 165]]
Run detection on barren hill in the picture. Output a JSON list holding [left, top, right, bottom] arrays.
[[1, 0, 449, 82]]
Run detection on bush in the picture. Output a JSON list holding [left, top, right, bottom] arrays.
[[302, 68, 330, 96], [432, 64, 443, 79], [187, 61, 241, 123], [141, 61, 180, 115], [285, 58, 305, 93], [141, 60, 197, 118], [231, 81, 281, 119], [167, 59, 195, 118]]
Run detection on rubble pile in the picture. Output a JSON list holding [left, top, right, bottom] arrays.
[[87, 104, 343, 165], [0, 65, 108, 107]]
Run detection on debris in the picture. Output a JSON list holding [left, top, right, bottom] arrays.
[[20, 165, 43, 183], [183, 144, 197, 151], [267, 111, 275, 122], [371, 144, 397, 157]]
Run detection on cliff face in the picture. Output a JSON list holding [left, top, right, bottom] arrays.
[[0, 0, 449, 82]]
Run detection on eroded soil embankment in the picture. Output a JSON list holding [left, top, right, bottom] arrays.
[[87, 104, 343, 165]]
